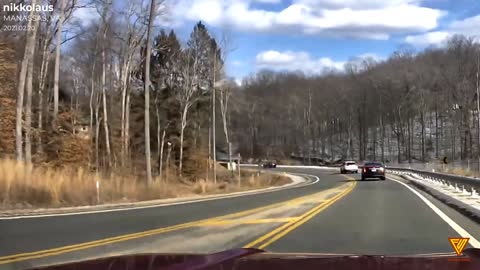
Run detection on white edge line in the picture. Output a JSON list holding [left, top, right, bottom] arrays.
[[0, 173, 320, 220], [388, 176, 480, 248]]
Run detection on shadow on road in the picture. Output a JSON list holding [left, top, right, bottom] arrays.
[[340, 178, 384, 182], [340, 179, 358, 182]]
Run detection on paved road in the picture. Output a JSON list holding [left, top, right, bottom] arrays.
[[1, 167, 479, 269]]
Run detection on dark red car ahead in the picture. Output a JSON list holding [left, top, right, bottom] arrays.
[[361, 162, 386, 181]]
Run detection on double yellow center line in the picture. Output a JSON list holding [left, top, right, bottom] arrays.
[[244, 178, 356, 249], [0, 177, 356, 265]]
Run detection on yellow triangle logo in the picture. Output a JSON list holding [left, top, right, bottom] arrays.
[[448, 238, 469, 256]]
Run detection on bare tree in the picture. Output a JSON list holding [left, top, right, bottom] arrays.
[[37, 2, 56, 153], [16, 0, 39, 161], [219, 82, 233, 170], [24, 17, 41, 164], [144, 0, 157, 185], [53, 0, 67, 125], [176, 23, 212, 176], [100, 3, 112, 168], [119, 2, 147, 166]]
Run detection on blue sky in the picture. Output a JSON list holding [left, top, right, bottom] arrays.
[[164, 0, 480, 83], [71, 0, 480, 83]]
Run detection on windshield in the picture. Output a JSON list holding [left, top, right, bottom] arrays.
[[1, 0, 479, 269]]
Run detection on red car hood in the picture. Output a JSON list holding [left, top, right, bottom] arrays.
[[29, 248, 480, 270]]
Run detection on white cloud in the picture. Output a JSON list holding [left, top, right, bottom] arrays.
[[356, 53, 384, 61], [405, 14, 480, 47], [254, 0, 282, 3], [405, 31, 450, 47], [449, 14, 480, 37], [293, 0, 421, 9], [255, 50, 345, 73], [169, 0, 444, 40]]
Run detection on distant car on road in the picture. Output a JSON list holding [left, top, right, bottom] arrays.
[[261, 160, 277, 168], [340, 161, 358, 174], [361, 162, 386, 181]]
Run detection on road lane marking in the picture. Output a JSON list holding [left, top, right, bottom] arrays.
[[0, 174, 331, 265], [0, 173, 319, 220], [199, 217, 301, 226], [244, 177, 356, 249], [388, 176, 480, 248], [258, 180, 356, 249]]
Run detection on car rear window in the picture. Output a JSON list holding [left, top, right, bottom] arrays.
[[346, 162, 356, 165], [365, 163, 383, 167]]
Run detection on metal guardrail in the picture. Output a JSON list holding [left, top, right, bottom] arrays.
[[387, 167, 480, 193]]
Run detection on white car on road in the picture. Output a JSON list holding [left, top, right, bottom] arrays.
[[340, 161, 359, 174]]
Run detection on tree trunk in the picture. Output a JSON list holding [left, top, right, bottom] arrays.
[[435, 102, 439, 159], [452, 123, 456, 160], [179, 106, 188, 176], [346, 116, 351, 159], [357, 110, 362, 160], [212, 60, 217, 184], [156, 106, 161, 176], [125, 87, 131, 161], [101, 26, 112, 168], [463, 111, 470, 160], [380, 115, 385, 162], [25, 17, 40, 164], [220, 88, 231, 174], [159, 126, 167, 181], [394, 124, 401, 163], [120, 56, 131, 166], [421, 111, 425, 162], [440, 116, 445, 157], [144, 0, 156, 185], [37, 16, 53, 154], [95, 110, 101, 170], [477, 54, 480, 169], [372, 126, 377, 161], [166, 143, 172, 183], [89, 53, 97, 151], [387, 123, 391, 162], [16, 0, 39, 161], [53, 0, 66, 125]]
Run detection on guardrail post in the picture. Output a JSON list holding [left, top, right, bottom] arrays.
[[472, 188, 479, 198], [95, 175, 100, 204]]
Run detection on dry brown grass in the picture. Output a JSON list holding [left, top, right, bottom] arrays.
[[0, 159, 187, 208], [0, 159, 291, 209], [278, 159, 302, 165], [444, 168, 478, 178], [192, 170, 290, 195]]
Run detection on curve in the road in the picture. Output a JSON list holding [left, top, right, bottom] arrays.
[[0, 171, 342, 264], [245, 176, 356, 249], [388, 177, 480, 248], [0, 172, 318, 220]]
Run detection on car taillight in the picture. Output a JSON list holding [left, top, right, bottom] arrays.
[[363, 168, 366, 173]]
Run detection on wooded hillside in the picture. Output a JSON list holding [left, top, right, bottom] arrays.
[[2, 0, 236, 185], [232, 36, 480, 165]]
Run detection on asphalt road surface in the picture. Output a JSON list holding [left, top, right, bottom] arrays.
[[1, 167, 480, 270]]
